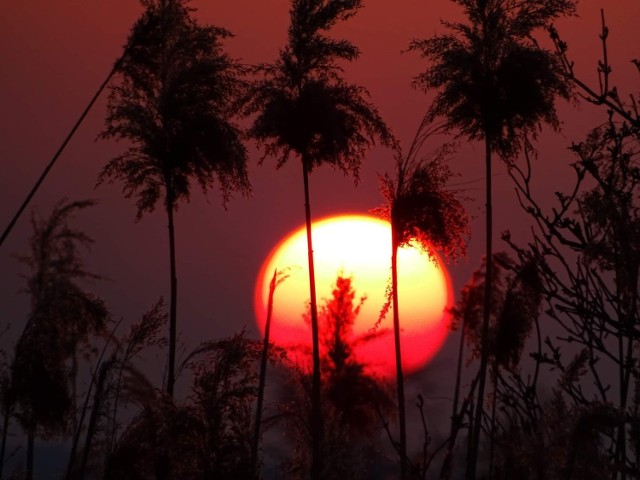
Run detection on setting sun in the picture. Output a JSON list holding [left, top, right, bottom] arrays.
[[254, 214, 453, 378]]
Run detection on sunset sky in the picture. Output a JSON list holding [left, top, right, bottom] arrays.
[[1, 0, 638, 396]]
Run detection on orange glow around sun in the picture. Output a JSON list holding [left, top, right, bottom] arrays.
[[254, 214, 453, 378]]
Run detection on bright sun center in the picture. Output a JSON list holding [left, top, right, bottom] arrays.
[[254, 214, 453, 378]]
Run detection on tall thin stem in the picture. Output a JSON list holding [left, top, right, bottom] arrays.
[[488, 364, 498, 476], [0, 403, 9, 480], [251, 269, 278, 478], [441, 320, 466, 479], [391, 230, 407, 480], [302, 159, 323, 480], [26, 429, 34, 480], [78, 360, 111, 480], [467, 136, 493, 479], [166, 189, 178, 399], [0, 55, 125, 249], [65, 318, 122, 480]]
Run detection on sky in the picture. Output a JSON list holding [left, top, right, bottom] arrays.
[[1, 0, 639, 405]]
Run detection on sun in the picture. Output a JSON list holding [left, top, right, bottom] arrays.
[[254, 214, 453, 378]]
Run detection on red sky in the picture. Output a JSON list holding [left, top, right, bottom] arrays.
[[1, 0, 638, 391]]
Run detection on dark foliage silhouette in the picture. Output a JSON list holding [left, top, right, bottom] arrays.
[[493, 391, 613, 479], [104, 300, 168, 457], [282, 274, 393, 480], [100, 0, 250, 398], [64, 300, 167, 479], [103, 332, 270, 480], [319, 275, 393, 438], [410, 1, 575, 476], [11, 199, 108, 479], [551, 9, 640, 130], [504, 117, 640, 478], [245, 1, 394, 476], [451, 253, 541, 371], [494, 19, 640, 476], [450, 253, 541, 475]]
